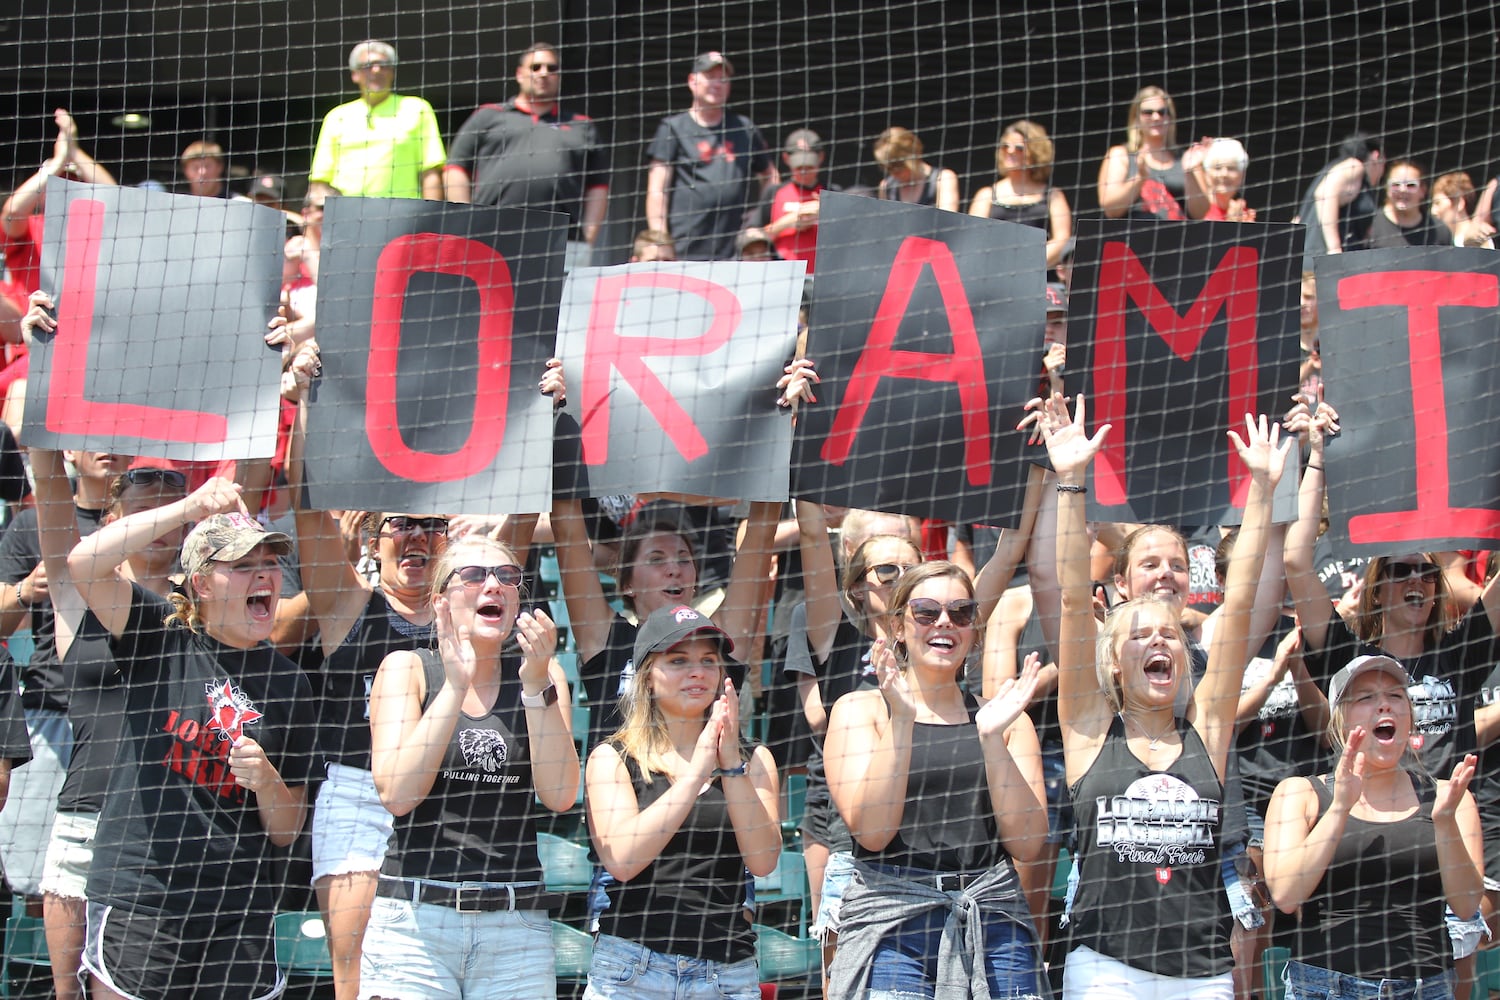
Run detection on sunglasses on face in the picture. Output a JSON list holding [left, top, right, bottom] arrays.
[[529, 61, 559, 72], [357, 60, 393, 71], [123, 468, 188, 489], [1383, 561, 1441, 584], [381, 515, 450, 536], [1138, 107, 1170, 119], [906, 598, 978, 627], [1001, 142, 1028, 152], [867, 563, 911, 587], [1388, 180, 1422, 191], [443, 564, 524, 590]]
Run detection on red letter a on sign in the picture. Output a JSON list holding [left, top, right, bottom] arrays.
[[820, 237, 991, 486]]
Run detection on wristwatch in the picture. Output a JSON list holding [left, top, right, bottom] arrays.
[[520, 684, 558, 709]]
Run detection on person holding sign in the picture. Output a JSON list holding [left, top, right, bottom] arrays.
[[823, 560, 1049, 999], [584, 603, 779, 1000], [1262, 654, 1482, 1000], [1044, 395, 1289, 1000], [67, 480, 318, 1000], [1284, 406, 1500, 988], [363, 534, 577, 999]]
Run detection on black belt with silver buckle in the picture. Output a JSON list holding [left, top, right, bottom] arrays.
[[376, 877, 555, 913], [932, 871, 986, 892]]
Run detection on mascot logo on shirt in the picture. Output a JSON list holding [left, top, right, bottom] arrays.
[[460, 728, 510, 772], [204, 680, 264, 743], [1095, 773, 1219, 877]]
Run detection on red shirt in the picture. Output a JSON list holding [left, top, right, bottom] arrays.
[[770, 182, 823, 272]]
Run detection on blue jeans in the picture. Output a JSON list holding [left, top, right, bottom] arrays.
[[359, 896, 555, 999], [867, 904, 1044, 999], [1283, 960, 1454, 1000], [584, 933, 760, 1000]]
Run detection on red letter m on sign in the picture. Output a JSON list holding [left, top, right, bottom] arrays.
[[1093, 241, 1261, 507]]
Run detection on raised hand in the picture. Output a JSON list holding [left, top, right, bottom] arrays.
[[514, 608, 558, 688], [777, 357, 820, 407], [183, 477, 247, 521], [872, 637, 917, 721], [1330, 725, 1367, 814], [433, 595, 478, 693], [1434, 753, 1478, 822], [1029, 392, 1110, 480], [690, 696, 727, 782], [716, 677, 744, 769], [1226, 412, 1292, 487], [20, 290, 55, 345], [977, 652, 1042, 740]]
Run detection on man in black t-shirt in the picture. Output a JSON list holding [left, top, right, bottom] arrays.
[[446, 42, 609, 246], [645, 51, 777, 261]]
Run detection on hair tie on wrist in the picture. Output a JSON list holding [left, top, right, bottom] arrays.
[[1056, 483, 1087, 494]]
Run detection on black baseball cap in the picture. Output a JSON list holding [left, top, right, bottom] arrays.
[[633, 604, 734, 664]]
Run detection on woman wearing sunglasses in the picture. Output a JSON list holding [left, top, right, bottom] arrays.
[[1097, 85, 1207, 222], [26, 451, 188, 1000], [1044, 395, 1288, 1000], [1285, 404, 1500, 986], [285, 400, 460, 1000], [1367, 159, 1448, 249], [824, 560, 1049, 999], [969, 119, 1073, 269], [584, 603, 779, 1000], [363, 534, 578, 999], [792, 504, 921, 968]]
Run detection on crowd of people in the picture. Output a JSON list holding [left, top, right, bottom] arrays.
[[0, 35, 1494, 1000]]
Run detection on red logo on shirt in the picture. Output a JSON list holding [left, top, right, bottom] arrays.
[[205, 680, 264, 743], [1155, 867, 1173, 884]]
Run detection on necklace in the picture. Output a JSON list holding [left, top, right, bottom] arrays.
[[1119, 711, 1176, 751]]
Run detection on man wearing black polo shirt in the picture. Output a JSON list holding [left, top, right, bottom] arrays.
[[446, 42, 609, 247], [646, 51, 778, 260]]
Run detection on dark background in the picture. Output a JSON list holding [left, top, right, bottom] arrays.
[[1, 0, 1495, 261]]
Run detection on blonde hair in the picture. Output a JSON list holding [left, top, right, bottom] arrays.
[[611, 644, 736, 783], [840, 534, 922, 637], [874, 127, 923, 173], [1327, 677, 1426, 777], [1095, 596, 1186, 713], [164, 592, 206, 633], [1124, 86, 1178, 153]]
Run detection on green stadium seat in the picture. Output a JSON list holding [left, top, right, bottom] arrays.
[[538, 831, 594, 893], [274, 911, 334, 979], [754, 924, 818, 983], [552, 919, 594, 983], [1261, 945, 1289, 1000], [2, 896, 49, 999]]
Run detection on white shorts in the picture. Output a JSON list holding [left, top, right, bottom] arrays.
[[311, 763, 393, 883], [1062, 945, 1233, 1000], [40, 809, 97, 899]]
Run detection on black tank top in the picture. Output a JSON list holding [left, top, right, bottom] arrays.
[[879, 167, 939, 206], [988, 190, 1051, 230], [1295, 772, 1448, 979], [320, 590, 434, 769], [852, 694, 1005, 872], [595, 753, 757, 963], [380, 648, 543, 884], [1069, 715, 1230, 978], [56, 609, 126, 813]]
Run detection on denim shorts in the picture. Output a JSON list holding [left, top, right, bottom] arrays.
[[311, 763, 394, 882], [1283, 959, 1454, 1000], [811, 850, 857, 939], [864, 898, 1044, 1000], [583, 932, 760, 1000], [40, 809, 97, 900], [1445, 906, 1488, 961], [358, 895, 555, 999]]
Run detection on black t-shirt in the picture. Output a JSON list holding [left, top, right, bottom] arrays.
[[595, 752, 756, 963], [447, 101, 609, 225], [57, 608, 128, 813], [0, 505, 106, 711], [380, 647, 543, 884], [86, 585, 319, 916], [0, 646, 31, 766], [1313, 533, 1367, 603], [319, 589, 435, 770], [1366, 210, 1451, 249], [646, 111, 773, 260], [1303, 601, 1496, 780]]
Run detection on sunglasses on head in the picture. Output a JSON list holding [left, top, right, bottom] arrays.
[[381, 515, 449, 536], [867, 563, 910, 586], [123, 468, 188, 489], [906, 598, 978, 627], [1383, 561, 1441, 584], [443, 564, 524, 590]]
